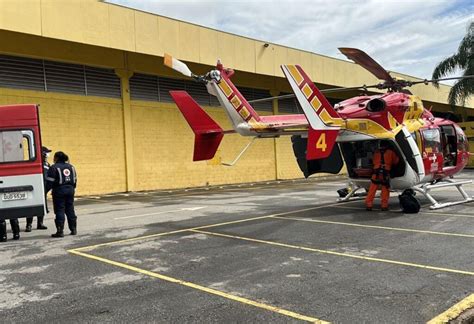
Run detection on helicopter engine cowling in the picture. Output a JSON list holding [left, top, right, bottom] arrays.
[[366, 98, 386, 112]]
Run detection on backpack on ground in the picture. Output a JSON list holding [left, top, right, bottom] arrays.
[[398, 190, 420, 214]]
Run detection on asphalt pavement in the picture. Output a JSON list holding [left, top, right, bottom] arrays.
[[1, 172, 473, 323]]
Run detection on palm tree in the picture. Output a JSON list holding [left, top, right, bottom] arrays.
[[432, 21, 473, 111]]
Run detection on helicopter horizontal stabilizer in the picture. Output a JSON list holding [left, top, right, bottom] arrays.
[[170, 91, 224, 161], [281, 64, 342, 160]]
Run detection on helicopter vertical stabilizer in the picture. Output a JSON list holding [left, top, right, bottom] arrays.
[[170, 90, 224, 161], [281, 65, 342, 160]]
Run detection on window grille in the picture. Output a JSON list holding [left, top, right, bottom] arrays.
[[129, 74, 159, 101], [158, 77, 185, 103], [44, 60, 86, 95], [0, 55, 45, 91], [278, 93, 301, 114], [239, 87, 272, 112], [85, 66, 121, 98], [0, 54, 121, 98]]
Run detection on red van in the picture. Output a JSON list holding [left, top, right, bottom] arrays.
[[0, 104, 46, 220]]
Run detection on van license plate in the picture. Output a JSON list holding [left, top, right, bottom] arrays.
[[2, 192, 27, 201]]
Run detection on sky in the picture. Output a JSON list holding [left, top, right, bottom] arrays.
[[107, 0, 472, 83]]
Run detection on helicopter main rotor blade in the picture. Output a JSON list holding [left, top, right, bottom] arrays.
[[164, 53, 194, 78], [410, 75, 474, 85], [247, 85, 380, 104], [339, 47, 395, 83]]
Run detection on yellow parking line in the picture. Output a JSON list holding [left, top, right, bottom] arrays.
[[71, 203, 345, 252], [427, 293, 474, 323], [69, 249, 328, 323], [191, 230, 474, 276], [421, 211, 474, 219], [272, 216, 474, 238]]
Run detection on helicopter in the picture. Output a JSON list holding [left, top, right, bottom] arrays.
[[164, 48, 474, 211]]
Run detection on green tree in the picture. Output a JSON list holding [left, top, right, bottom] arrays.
[[432, 21, 473, 111]]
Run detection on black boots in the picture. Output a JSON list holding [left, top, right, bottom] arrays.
[[0, 221, 6, 242], [69, 219, 77, 235], [0, 220, 20, 241], [37, 216, 48, 230], [25, 217, 33, 232], [11, 219, 20, 240], [51, 219, 76, 237], [26, 216, 47, 232], [51, 221, 64, 238]]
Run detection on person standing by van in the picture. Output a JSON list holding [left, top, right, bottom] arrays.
[[25, 146, 51, 232], [45, 151, 77, 238], [0, 218, 20, 242]]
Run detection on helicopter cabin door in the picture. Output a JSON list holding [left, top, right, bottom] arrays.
[[395, 127, 424, 181], [420, 128, 443, 177], [439, 125, 457, 168]]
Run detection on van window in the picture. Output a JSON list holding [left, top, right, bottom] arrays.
[[0, 130, 36, 163]]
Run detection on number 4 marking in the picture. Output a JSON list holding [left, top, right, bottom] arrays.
[[316, 133, 327, 152]]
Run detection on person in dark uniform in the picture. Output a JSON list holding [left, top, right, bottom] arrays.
[[0, 218, 20, 242], [45, 151, 77, 238], [25, 146, 51, 232]]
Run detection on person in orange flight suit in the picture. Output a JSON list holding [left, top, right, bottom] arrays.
[[365, 140, 400, 211]]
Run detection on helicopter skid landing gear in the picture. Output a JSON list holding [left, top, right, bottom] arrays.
[[412, 179, 474, 210], [337, 182, 367, 202]]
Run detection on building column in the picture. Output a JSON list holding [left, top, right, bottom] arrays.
[[271, 89, 280, 180], [115, 68, 135, 192]]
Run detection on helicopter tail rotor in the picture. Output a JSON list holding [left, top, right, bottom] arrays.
[[164, 53, 195, 78]]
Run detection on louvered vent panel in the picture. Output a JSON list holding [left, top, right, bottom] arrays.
[[252, 88, 272, 111], [239, 87, 272, 112], [159, 77, 185, 103], [44, 60, 85, 95], [85, 66, 121, 98], [130, 74, 159, 101], [278, 93, 301, 114], [185, 80, 211, 106], [0, 55, 45, 91]]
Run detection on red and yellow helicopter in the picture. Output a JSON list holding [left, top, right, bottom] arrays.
[[164, 48, 473, 211]]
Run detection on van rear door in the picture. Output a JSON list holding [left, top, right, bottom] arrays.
[[0, 105, 46, 220]]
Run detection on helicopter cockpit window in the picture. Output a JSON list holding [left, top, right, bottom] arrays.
[[421, 129, 441, 154], [457, 132, 468, 152]]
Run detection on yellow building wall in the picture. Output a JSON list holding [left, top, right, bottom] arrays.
[[1, 0, 473, 195], [469, 141, 474, 168], [130, 101, 277, 190], [275, 137, 304, 179], [459, 121, 474, 168], [1, 0, 471, 107], [0, 88, 127, 196]]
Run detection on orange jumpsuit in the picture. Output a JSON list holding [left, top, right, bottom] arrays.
[[365, 149, 400, 209]]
